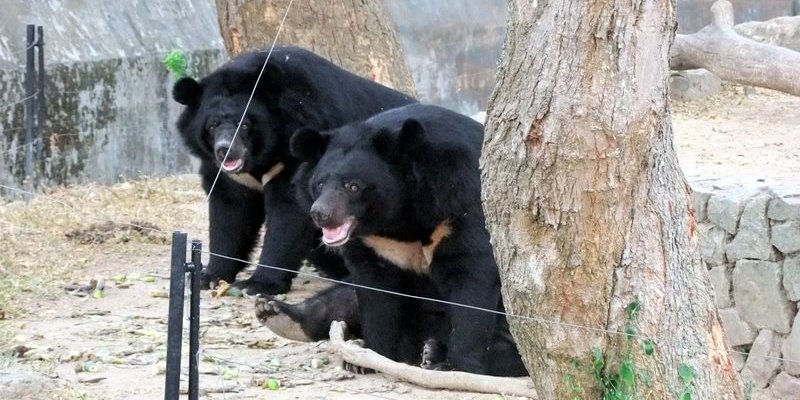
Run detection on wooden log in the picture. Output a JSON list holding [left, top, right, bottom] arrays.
[[671, 0, 800, 96], [327, 321, 538, 398]]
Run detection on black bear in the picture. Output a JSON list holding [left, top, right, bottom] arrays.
[[277, 103, 526, 376], [172, 46, 416, 295]]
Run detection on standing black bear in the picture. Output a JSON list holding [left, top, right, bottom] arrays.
[[172, 46, 416, 295], [282, 103, 526, 376]]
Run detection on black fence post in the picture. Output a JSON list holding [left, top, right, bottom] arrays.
[[165, 232, 187, 400], [24, 24, 36, 199], [35, 25, 45, 161], [188, 240, 202, 400]]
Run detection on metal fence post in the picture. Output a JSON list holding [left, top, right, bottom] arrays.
[[188, 240, 202, 400], [35, 25, 45, 161], [164, 232, 187, 400], [24, 24, 36, 199]]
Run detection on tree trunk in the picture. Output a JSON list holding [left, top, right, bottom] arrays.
[[214, 0, 416, 96], [671, 0, 800, 96], [482, 1, 742, 399]]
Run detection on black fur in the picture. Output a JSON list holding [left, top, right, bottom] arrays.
[[289, 104, 527, 376], [173, 46, 416, 295]]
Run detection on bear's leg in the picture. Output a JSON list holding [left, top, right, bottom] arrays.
[[351, 267, 405, 362], [431, 254, 500, 375], [255, 284, 360, 341], [234, 184, 316, 295], [201, 162, 265, 289], [487, 326, 528, 377]]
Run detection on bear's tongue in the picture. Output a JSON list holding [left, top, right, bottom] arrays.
[[222, 158, 242, 172], [322, 220, 353, 246]]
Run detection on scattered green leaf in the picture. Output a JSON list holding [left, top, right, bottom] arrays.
[[163, 50, 187, 78]]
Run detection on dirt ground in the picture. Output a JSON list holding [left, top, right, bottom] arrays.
[[0, 84, 798, 400]]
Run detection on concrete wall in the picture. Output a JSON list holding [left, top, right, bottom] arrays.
[[0, 0, 226, 196], [692, 182, 800, 398]]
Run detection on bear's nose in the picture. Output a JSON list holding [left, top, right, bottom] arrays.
[[215, 146, 230, 161], [310, 205, 331, 227]]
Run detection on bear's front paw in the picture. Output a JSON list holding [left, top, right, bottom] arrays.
[[254, 297, 280, 324], [232, 278, 290, 296], [197, 270, 228, 290]]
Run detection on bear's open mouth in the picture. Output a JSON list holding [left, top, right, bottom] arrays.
[[221, 158, 244, 173], [321, 218, 357, 247]]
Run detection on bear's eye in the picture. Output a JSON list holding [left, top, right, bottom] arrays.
[[208, 123, 217, 132], [344, 182, 360, 193], [239, 123, 249, 132]]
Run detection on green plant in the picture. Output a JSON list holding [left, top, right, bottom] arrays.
[[163, 49, 188, 78], [677, 362, 695, 400], [590, 297, 646, 400]]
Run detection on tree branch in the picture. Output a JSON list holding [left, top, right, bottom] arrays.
[[670, 0, 800, 96], [327, 321, 537, 398]]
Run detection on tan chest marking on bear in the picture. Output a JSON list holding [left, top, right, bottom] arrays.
[[228, 162, 286, 192], [362, 221, 451, 275]]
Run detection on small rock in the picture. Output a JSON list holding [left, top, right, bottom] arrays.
[[770, 372, 800, 399], [740, 330, 781, 389], [730, 350, 746, 372], [692, 190, 712, 222], [733, 260, 793, 333], [708, 266, 731, 308], [77, 375, 106, 384], [767, 197, 800, 221], [781, 313, 800, 376], [726, 194, 772, 261], [707, 189, 752, 235], [784, 256, 800, 301], [771, 220, 800, 254], [698, 224, 728, 265], [718, 308, 756, 346], [0, 370, 56, 399], [669, 69, 722, 101]]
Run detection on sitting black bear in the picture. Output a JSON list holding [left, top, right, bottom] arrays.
[[172, 46, 416, 295], [260, 103, 526, 376]]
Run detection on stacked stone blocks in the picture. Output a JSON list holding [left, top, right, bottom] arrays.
[[693, 184, 800, 398]]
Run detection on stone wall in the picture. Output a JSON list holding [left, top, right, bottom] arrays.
[[692, 181, 800, 397], [0, 0, 226, 197]]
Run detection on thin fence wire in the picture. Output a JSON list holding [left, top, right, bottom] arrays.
[[205, 0, 295, 201], [0, 90, 40, 111], [1, 181, 797, 371]]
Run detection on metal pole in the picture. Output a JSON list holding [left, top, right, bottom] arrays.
[[24, 24, 36, 199], [164, 232, 187, 400], [188, 240, 202, 400], [35, 25, 45, 161]]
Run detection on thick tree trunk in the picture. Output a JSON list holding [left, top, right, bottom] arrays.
[[482, 1, 742, 399], [671, 0, 800, 96], [214, 0, 416, 96]]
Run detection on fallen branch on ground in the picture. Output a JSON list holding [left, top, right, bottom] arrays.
[[327, 321, 537, 398]]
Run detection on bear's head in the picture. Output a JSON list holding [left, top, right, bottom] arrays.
[[290, 119, 428, 246], [172, 57, 287, 176]]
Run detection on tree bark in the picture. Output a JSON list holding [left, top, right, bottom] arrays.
[[482, 1, 742, 399], [214, 0, 416, 96], [671, 0, 800, 96]]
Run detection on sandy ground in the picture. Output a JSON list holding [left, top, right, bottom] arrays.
[[0, 84, 798, 400]]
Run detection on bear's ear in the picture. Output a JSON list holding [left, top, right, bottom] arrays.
[[290, 128, 329, 162], [396, 119, 427, 153], [173, 77, 202, 106]]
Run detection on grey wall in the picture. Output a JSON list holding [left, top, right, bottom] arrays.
[[0, 0, 226, 197]]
